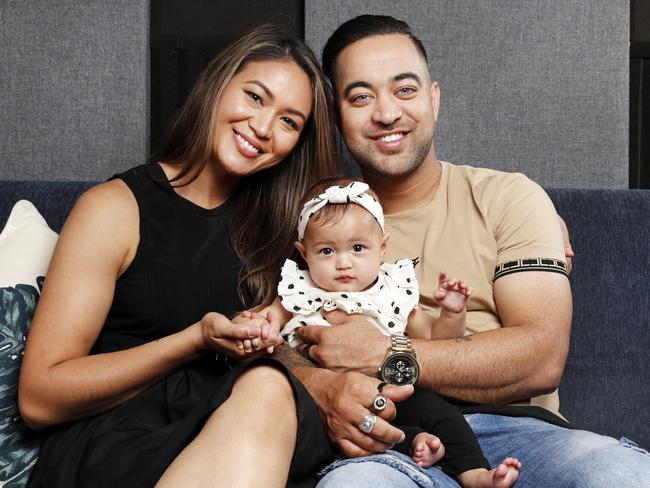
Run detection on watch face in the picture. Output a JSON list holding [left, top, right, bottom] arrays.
[[381, 353, 419, 385]]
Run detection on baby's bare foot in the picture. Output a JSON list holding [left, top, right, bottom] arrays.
[[411, 432, 446, 468], [457, 457, 521, 488], [491, 458, 521, 488]]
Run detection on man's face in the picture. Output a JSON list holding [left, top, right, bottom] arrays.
[[334, 34, 439, 178]]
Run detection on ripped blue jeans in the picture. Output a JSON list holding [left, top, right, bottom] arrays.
[[317, 414, 650, 487]]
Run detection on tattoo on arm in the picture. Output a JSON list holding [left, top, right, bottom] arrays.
[[273, 344, 315, 371], [455, 336, 472, 343]]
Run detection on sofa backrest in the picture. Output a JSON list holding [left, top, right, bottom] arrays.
[[548, 188, 650, 448], [1, 182, 649, 448], [0, 181, 97, 233]]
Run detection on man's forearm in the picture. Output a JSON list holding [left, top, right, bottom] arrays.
[[292, 315, 564, 404], [273, 344, 314, 371], [414, 323, 567, 404], [273, 344, 345, 429], [275, 330, 552, 405], [273, 344, 331, 391], [414, 271, 572, 404], [292, 271, 572, 406]]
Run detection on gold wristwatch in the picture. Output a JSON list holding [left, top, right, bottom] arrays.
[[379, 335, 419, 385]]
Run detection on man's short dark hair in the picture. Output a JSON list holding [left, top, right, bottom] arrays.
[[322, 15, 429, 88]]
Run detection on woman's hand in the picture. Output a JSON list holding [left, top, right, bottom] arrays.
[[232, 310, 284, 354], [198, 310, 284, 359], [198, 312, 260, 358]]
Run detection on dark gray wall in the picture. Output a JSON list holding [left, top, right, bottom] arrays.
[[306, 1, 629, 189], [1, 0, 149, 181], [0, 1, 629, 186]]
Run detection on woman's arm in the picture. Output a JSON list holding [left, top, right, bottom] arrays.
[[18, 181, 255, 429]]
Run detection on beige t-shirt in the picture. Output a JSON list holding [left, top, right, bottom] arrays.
[[384, 161, 567, 415]]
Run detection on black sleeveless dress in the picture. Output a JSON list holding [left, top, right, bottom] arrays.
[[27, 164, 334, 487]]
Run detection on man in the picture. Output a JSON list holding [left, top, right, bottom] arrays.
[[278, 14, 650, 487]]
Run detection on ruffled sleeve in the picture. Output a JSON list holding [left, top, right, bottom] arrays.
[[278, 259, 325, 316], [374, 259, 420, 331]]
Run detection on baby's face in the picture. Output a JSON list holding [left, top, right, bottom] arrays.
[[297, 204, 387, 292]]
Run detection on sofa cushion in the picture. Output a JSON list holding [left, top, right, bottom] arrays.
[[0, 200, 58, 487]]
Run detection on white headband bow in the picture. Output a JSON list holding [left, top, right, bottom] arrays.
[[297, 181, 384, 240]]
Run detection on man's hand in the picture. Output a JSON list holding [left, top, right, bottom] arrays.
[[295, 310, 388, 375], [297, 367, 413, 457]]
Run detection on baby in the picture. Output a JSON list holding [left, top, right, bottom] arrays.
[[246, 178, 521, 487]]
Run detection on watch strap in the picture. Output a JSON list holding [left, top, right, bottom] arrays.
[[391, 335, 413, 353]]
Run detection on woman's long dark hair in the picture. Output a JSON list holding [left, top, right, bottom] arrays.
[[154, 25, 340, 307]]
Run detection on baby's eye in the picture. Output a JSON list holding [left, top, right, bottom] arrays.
[[353, 244, 365, 252], [319, 248, 333, 255]]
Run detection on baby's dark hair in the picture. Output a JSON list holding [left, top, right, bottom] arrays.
[[299, 176, 382, 240]]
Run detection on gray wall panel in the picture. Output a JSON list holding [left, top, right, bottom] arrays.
[[1, 0, 148, 181], [306, 1, 628, 188]]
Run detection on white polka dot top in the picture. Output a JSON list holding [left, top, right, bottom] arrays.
[[278, 258, 420, 347]]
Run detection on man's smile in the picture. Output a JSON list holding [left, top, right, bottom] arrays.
[[370, 130, 409, 151]]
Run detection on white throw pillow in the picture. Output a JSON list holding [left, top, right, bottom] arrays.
[[0, 201, 58, 486], [0, 200, 58, 288]]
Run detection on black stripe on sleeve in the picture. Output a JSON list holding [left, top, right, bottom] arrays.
[[494, 258, 568, 281]]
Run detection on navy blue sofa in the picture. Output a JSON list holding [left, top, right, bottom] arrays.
[[1, 181, 649, 475]]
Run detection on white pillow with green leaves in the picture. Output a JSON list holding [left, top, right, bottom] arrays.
[[0, 200, 58, 487]]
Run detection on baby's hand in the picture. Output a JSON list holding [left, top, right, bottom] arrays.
[[412, 432, 445, 468], [231, 313, 266, 355], [433, 271, 472, 314], [232, 310, 284, 355]]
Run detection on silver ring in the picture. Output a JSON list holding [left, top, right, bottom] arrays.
[[372, 395, 387, 412], [358, 414, 377, 434]]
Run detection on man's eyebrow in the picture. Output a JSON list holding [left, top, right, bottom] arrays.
[[342, 73, 422, 98], [393, 72, 422, 85], [246, 80, 306, 121], [343, 81, 372, 98]]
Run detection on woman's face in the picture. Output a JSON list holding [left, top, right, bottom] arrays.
[[212, 60, 313, 177]]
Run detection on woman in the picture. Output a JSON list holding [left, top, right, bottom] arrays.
[[19, 25, 339, 487]]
